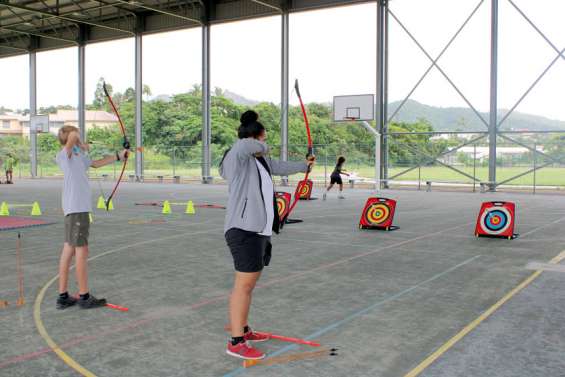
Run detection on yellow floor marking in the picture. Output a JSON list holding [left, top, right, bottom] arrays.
[[33, 227, 221, 377], [34, 275, 96, 377], [404, 250, 565, 377]]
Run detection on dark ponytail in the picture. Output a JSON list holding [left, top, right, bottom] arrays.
[[238, 110, 265, 139]]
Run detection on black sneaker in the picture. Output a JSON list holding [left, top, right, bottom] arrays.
[[56, 295, 78, 310], [78, 295, 107, 309]]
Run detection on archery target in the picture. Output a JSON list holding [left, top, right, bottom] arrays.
[[479, 207, 511, 235], [359, 197, 397, 230], [365, 203, 390, 225], [475, 201, 516, 238], [275, 192, 291, 220], [298, 179, 313, 200], [277, 196, 287, 218]]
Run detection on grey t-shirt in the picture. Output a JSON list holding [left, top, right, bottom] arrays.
[[56, 148, 92, 216]]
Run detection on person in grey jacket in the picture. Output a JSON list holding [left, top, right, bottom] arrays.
[[220, 110, 314, 360]]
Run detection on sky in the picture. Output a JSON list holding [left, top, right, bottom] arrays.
[[1, 0, 565, 121]]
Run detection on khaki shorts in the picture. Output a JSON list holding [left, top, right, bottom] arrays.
[[64, 213, 90, 247]]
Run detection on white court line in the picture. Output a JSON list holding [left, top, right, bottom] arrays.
[[520, 215, 565, 237], [525, 262, 565, 273]]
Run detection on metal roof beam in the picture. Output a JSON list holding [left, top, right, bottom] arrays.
[[0, 45, 27, 51], [0, 3, 125, 29], [0, 1, 135, 34], [250, 0, 282, 12], [0, 25, 77, 43], [0, 39, 28, 51], [110, 0, 202, 25], [0, 2, 115, 26]]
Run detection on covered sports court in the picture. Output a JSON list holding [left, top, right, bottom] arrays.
[[2, 1, 565, 376], [2, 181, 565, 376]]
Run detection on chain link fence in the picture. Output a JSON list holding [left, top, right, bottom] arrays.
[[2, 134, 565, 192]]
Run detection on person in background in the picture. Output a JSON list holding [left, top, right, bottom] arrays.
[[4, 153, 16, 184], [323, 156, 349, 200]]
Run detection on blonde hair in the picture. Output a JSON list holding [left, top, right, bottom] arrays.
[[58, 125, 79, 146]]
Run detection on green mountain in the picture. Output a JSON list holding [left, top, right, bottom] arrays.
[[388, 99, 565, 132]]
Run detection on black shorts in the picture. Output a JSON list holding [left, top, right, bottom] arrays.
[[225, 228, 272, 273], [64, 213, 90, 247], [330, 175, 343, 185]]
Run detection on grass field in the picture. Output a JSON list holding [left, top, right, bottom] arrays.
[[13, 161, 565, 188]]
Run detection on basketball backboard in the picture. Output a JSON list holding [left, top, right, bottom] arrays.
[[31, 114, 49, 133], [333, 94, 374, 122]]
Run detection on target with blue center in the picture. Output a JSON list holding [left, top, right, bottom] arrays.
[[480, 207, 511, 235]]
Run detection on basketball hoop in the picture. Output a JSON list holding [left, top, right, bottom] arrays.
[[344, 117, 360, 122]]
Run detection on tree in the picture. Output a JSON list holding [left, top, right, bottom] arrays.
[[92, 78, 111, 110], [546, 134, 565, 162], [143, 85, 152, 98], [0, 106, 13, 114]]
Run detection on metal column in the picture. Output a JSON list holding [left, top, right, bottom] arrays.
[[280, 11, 289, 185], [376, 0, 388, 188], [201, 24, 212, 183], [29, 51, 37, 178], [135, 33, 143, 181], [362, 121, 380, 190], [78, 44, 86, 138], [383, 3, 389, 185], [488, 0, 498, 191]]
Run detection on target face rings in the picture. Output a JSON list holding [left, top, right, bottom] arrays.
[[299, 183, 311, 198], [277, 196, 288, 218], [365, 203, 390, 225], [480, 207, 511, 235]]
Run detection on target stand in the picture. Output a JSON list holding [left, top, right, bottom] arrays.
[[475, 201, 517, 240], [359, 197, 398, 231], [297, 179, 316, 200]]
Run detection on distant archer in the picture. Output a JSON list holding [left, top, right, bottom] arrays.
[[323, 156, 350, 200]]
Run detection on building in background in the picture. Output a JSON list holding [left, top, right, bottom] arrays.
[[21, 110, 118, 137], [1, 110, 118, 138], [0, 114, 27, 137]]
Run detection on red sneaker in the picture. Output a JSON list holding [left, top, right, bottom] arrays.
[[226, 341, 265, 360], [244, 330, 270, 342]]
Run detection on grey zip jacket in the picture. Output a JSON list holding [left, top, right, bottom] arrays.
[[220, 138, 308, 234]]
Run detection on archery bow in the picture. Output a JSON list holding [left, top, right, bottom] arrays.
[[102, 82, 130, 211], [283, 79, 313, 223]]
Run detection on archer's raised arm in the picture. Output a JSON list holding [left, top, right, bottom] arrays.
[[268, 159, 309, 176], [234, 139, 269, 161]]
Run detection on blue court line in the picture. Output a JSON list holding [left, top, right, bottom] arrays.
[[223, 254, 482, 377]]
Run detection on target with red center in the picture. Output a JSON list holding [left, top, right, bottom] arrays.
[[359, 197, 397, 230], [475, 201, 516, 239], [365, 203, 390, 225]]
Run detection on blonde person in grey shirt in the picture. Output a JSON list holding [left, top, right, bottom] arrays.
[[55, 125, 128, 310]]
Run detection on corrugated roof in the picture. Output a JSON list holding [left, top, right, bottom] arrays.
[[0, 0, 368, 59]]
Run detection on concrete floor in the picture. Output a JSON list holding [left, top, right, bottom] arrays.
[[1, 180, 564, 377]]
